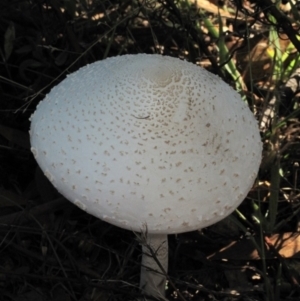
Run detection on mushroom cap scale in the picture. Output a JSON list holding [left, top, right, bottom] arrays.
[[30, 54, 262, 234]]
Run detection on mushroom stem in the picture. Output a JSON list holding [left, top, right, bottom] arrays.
[[140, 233, 168, 300]]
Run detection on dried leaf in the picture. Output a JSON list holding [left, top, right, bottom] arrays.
[[19, 59, 44, 82], [208, 232, 300, 260], [4, 22, 15, 60], [55, 50, 69, 66]]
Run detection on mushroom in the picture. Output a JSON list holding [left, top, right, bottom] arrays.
[[29, 54, 262, 300]]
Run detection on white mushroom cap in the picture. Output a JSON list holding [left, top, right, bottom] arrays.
[[29, 54, 262, 234]]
